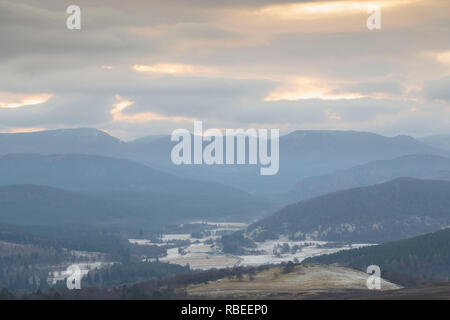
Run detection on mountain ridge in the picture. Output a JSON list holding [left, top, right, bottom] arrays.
[[291, 154, 450, 200], [246, 177, 450, 243], [2, 128, 447, 194]]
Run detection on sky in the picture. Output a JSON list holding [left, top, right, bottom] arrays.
[[0, 0, 449, 140]]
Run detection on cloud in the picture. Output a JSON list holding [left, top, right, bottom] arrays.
[[332, 79, 407, 98], [264, 77, 366, 101], [111, 94, 196, 123], [249, 0, 417, 20], [132, 63, 218, 76], [423, 76, 450, 101], [0, 92, 53, 109], [0, 0, 449, 139]]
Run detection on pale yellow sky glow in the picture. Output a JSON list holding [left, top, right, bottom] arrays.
[[132, 64, 216, 76], [255, 0, 418, 19], [265, 78, 366, 101], [434, 51, 450, 64], [114, 111, 196, 123], [265, 91, 365, 101], [112, 94, 134, 114], [1, 0, 449, 139], [3, 127, 46, 133], [0, 93, 53, 109], [112, 94, 195, 123], [132, 63, 374, 101]]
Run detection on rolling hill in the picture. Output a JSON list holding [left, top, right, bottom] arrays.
[[0, 183, 265, 229], [246, 178, 450, 243], [0, 128, 125, 157], [307, 228, 450, 286], [0, 184, 125, 226], [291, 154, 450, 200], [186, 263, 400, 299], [0, 153, 250, 195], [0, 128, 447, 194], [419, 134, 450, 152], [0, 154, 269, 227], [128, 130, 449, 193]]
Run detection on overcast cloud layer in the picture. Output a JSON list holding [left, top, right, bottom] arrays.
[[1, 0, 449, 140]]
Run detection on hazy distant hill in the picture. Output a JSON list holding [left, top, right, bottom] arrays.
[[0, 128, 446, 194], [291, 154, 450, 200], [0, 183, 266, 229], [0, 153, 247, 195], [246, 178, 450, 243], [429, 170, 450, 181], [307, 228, 450, 286], [0, 185, 125, 225], [0, 128, 125, 157], [279, 130, 445, 173], [129, 135, 168, 144], [281, 130, 440, 160], [419, 134, 450, 152], [131, 130, 448, 193], [0, 154, 268, 226]]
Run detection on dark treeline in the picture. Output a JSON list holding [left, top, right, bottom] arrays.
[[0, 224, 130, 258], [83, 261, 190, 288], [306, 228, 450, 286], [1, 263, 278, 300], [220, 232, 256, 254], [0, 223, 173, 292], [0, 238, 78, 291]]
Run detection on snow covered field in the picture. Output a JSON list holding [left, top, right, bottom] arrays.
[[130, 222, 374, 270]]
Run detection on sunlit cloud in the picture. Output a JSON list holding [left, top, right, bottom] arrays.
[[114, 111, 196, 123], [255, 0, 418, 20], [0, 93, 53, 109], [266, 90, 365, 101], [0, 0, 448, 138], [1, 127, 46, 134], [112, 94, 134, 114], [112, 94, 196, 123], [433, 51, 450, 64], [132, 63, 216, 76], [265, 78, 366, 101]]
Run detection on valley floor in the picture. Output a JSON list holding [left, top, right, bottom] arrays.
[[131, 221, 372, 270]]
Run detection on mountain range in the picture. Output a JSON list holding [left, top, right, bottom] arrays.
[[418, 134, 450, 152], [2, 128, 450, 232], [291, 154, 450, 200], [1, 128, 447, 193], [0, 154, 269, 228]]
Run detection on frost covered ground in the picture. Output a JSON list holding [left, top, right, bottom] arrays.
[[130, 222, 374, 270]]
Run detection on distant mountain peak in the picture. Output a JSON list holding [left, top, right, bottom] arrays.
[[2, 128, 123, 143], [33, 128, 119, 140], [285, 129, 377, 137]]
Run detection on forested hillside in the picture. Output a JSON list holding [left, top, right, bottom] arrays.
[[246, 178, 450, 243], [307, 228, 450, 286]]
